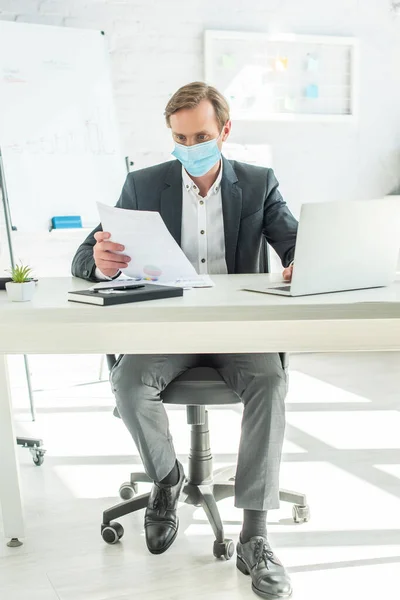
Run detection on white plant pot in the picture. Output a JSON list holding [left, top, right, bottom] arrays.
[[6, 280, 36, 302]]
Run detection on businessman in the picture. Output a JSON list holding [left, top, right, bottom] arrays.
[[72, 82, 297, 600]]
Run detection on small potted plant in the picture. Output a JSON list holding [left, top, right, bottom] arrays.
[[6, 263, 36, 302]]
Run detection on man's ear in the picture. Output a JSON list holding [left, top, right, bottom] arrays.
[[222, 120, 232, 143]]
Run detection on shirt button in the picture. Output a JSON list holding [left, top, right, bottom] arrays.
[[186, 184, 190, 190], [201, 258, 206, 263], [199, 200, 204, 205], [215, 186, 219, 192], [200, 230, 205, 235]]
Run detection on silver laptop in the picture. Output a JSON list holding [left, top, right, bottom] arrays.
[[246, 198, 400, 297]]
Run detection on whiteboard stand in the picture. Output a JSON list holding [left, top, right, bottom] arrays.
[[1, 148, 40, 439], [125, 156, 134, 173], [0, 149, 15, 266]]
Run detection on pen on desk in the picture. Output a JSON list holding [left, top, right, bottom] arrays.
[[94, 284, 145, 293]]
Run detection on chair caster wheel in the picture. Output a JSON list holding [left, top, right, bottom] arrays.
[[119, 482, 138, 500], [101, 521, 124, 544], [293, 504, 310, 523], [31, 449, 46, 466], [213, 538, 235, 560]]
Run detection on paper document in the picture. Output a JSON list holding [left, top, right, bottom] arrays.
[[90, 275, 214, 291], [97, 203, 214, 288]]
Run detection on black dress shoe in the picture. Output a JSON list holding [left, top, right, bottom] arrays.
[[144, 461, 185, 555], [236, 536, 292, 599]]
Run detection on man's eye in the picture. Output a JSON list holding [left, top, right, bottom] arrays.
[[198, 135, 207, 141]]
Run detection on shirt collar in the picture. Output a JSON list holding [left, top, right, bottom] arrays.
[[182, 161, 223, 196]]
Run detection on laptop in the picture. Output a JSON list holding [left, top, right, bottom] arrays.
[[245, 198, 400, 297]]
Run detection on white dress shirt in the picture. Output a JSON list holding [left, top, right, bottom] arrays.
[[96, 162, 228, 280], [180, 164, 227, 275]]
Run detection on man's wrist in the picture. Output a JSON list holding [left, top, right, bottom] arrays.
[[94, 267, 121, 281]]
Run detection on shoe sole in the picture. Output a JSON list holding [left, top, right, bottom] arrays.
[[146, 520, 179, 555], [236, 556, 293, 599]]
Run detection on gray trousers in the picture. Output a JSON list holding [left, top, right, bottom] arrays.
[[110, 353, 288, 511]]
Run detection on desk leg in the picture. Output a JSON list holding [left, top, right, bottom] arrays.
[[0, 354, 24, 546]]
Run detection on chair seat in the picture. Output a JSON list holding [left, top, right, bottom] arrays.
[[161, 367, 241, 406]]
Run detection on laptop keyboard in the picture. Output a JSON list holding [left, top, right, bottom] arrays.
[[272, 286, 291, 292]]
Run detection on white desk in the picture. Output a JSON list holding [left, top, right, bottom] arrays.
[[1, 275, 400, 545]]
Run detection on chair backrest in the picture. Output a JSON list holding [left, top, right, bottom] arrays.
[[106, 354, 117, 371], [259, 237, 271, 275]]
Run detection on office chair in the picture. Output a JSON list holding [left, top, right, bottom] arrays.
[[101, 354, 310, 559]]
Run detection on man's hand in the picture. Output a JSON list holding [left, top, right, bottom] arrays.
[[282, 264, 293, 282], [93, 231, 131, 278]]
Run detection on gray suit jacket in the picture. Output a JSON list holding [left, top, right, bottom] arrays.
[[72, 156, 298, 281]]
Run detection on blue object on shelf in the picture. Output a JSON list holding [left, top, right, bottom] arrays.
[[305, 84, 319, 99], [51, 216, 82, 229]]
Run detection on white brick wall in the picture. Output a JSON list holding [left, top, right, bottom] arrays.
[[1, 0, 400, 212]]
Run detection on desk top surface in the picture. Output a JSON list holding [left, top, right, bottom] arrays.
[[1, 274, 400, 326]]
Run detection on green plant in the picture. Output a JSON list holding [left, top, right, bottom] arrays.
[[8, 262, 33, 283]]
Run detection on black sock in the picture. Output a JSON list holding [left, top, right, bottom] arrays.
[[159, 461, 179, 486], [241, 509, 268, 543]]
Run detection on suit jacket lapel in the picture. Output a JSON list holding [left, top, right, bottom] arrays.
[[160, 160, 182, 245], [221, 156, 242, 273]]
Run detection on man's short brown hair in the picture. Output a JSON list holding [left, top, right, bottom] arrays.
[[164, 82, 230, 131]]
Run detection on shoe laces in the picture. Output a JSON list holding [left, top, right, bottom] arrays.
[[254, 539, 274, 569], [153, 486, 171, 517]]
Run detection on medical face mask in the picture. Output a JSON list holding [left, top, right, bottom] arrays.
[[172, 132, 223, 177]]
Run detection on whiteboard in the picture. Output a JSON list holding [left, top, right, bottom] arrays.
[[0, 21, 125, 232], [205, 31, 359, 123]]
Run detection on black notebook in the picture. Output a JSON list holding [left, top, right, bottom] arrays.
[[68, 284, 183, 306]]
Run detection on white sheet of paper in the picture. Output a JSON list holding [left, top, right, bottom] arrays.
[[90, 275, 214, 291], [97, 203, 214, 288]]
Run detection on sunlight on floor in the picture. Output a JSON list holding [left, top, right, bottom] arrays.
[[2, 353, 400, 600]]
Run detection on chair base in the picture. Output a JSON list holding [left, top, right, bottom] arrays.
[[101, 411, 310, 553], [101, 469, 309, 557]]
